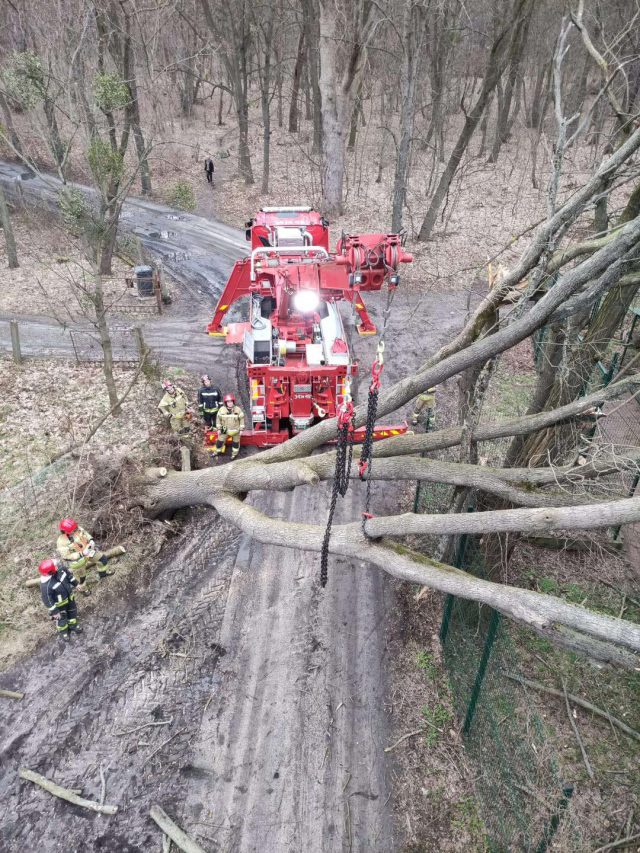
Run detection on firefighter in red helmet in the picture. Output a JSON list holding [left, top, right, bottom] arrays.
[[39, 558, 81, 643], [213, 393, 245, 460], [56, 518, 125, 594]]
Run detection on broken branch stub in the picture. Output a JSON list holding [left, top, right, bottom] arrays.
[[18, 768, 118, 815]]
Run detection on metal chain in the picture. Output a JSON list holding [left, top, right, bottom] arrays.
[[320, 270, 398, 582], [320, 419, 354, 587]]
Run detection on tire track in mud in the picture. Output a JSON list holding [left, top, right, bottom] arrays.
[[183, 483, 394, 853]]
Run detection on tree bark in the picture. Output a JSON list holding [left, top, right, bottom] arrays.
[[302, 0, 323, 155], [488, 6, 532, 162], [318, 0, 377, 215], [391, 0, 425, 232], [288, 28, 305, 133], [0, 91, 23, 157], [0, 183, 19, 269], [93, 268, 121, 415]]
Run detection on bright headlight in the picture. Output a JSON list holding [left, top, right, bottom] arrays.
[[293, 290, 319, 313]]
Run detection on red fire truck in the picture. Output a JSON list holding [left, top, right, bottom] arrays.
[[206, 206, 412, 448]]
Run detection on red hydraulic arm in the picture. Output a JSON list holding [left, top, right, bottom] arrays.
[[207, 258, 252, 335]]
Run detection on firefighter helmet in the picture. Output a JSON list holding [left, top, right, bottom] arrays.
[[38, 559, 57, 576], [224, 394, 235, 406], [59, 518, 78, 534]]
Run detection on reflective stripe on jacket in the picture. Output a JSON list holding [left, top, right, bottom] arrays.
[[198, 386, 222, 413], [41, 568, 77, 613], [216, 405, 245, 434]]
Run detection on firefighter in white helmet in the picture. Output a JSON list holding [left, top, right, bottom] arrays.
[[158, 378, 192, 436], [214, 394, 245, 460]]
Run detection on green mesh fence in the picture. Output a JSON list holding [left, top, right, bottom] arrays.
[[437, 535, 580, 851]]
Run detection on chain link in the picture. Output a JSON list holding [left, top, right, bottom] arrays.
[[320, 419, 354, 587], [320, 279, 397, 582]]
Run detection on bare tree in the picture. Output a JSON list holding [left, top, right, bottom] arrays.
[[391, 0, 427, 232], [318, 0, 379, 215], [0, 183, 19, 269], [200, 0, 255, 185]]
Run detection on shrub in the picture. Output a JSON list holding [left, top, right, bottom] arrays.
[[166, 180, 196, 211]]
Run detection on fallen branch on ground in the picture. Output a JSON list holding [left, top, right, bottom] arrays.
[[150, 805, 206, 853], [504, 673, 640, 742], [0, 688, 24, 700], [384, 729, 423, 752], [18, 767, 118, 814], [593, 832, 640, 853], [116, 718, 173, 736], [562, 679, 595, 779]]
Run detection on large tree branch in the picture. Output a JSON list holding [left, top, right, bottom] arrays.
[[415, 124, 640, 375], [367, 373, 640, 458], [361, 495, 640, 538], [208, 493, 640, 668]]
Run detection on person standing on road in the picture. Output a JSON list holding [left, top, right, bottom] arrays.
[[39, 559, 81, 643], [158, 378, 192, 438], [204, 157, 215, 184], [56, 518, 123, 594], [198, 374, 223, 428], [213, 394, 245, 460]]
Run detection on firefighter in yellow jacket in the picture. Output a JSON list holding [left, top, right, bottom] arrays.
[[56, 518, 125, 593], [214, 394, 245, 460], [158, 378, 192, 436], [411, 387, 436, 429]]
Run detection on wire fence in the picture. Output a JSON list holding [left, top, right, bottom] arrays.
[[439, 535, 580, 852], [1, 318, 145, 367], [414, 460, 581, 849]]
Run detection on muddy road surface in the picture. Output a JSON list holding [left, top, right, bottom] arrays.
[[0, 161, 473, 850], [0, 160, 246, 310]]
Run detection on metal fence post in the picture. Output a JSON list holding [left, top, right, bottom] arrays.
[[133, 325, 148, 363], [440, 513, 473, 643], [9, 320, 22, 364], [462, 609, 500, 736], [534, 785, 574, 853]]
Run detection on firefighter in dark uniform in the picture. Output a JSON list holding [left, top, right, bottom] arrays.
[[198, 374, 223, 428], [39, 559, 81, 643]]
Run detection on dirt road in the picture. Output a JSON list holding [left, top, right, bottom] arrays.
[[0, 164, 471, 851]]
